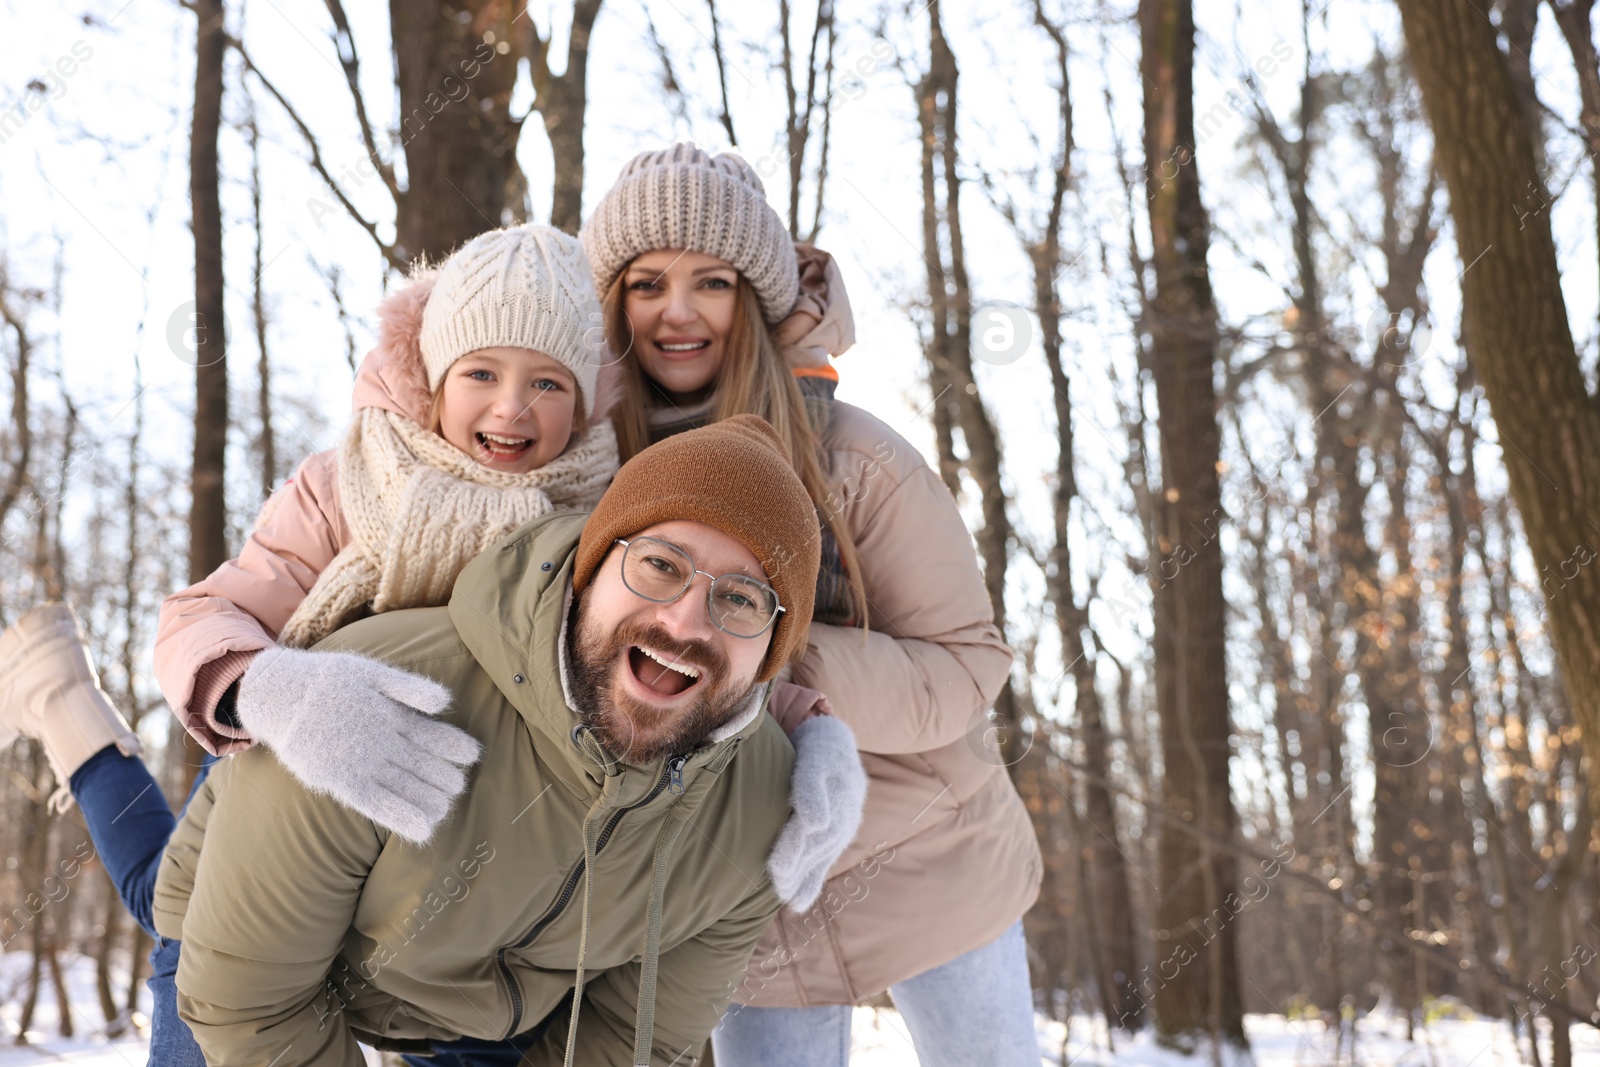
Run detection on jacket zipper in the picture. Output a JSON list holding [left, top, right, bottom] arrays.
[[495, 755, 685, 1037]]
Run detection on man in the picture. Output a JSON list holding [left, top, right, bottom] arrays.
[[152, 415, 854, 1066]]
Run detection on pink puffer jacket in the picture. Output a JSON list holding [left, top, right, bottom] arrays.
[[152, 273, 623, 754]]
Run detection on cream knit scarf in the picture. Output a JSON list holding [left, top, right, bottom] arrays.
[[279, 408, 617, 648]]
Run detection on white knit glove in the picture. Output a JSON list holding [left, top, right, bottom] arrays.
[[768, 715, 867, 910], [236, 647, 483, 845]]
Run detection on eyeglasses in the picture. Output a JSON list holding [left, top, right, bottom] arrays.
[[613, 537, 784, 639]]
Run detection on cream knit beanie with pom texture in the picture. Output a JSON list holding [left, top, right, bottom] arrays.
[[583, 144, 801, 323], [419, 224, 605, 416]]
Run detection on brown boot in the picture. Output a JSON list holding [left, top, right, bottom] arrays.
[[0, 603, 143, 811]]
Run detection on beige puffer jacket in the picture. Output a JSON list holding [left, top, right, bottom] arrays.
[[734, 250, 1042, 1006]]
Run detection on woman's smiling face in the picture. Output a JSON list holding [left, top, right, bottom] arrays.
[[436, 346, 577, 473], [621, 249, 740, 402]]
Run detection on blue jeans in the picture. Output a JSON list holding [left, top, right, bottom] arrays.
[[399, 1031, 540, 1065], [70, 744, 216, 1066], [711, 920, 1039, 1067]]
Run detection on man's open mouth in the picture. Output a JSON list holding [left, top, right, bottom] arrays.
[[476, 431, 533, 458], [627, 644, 702, 698]]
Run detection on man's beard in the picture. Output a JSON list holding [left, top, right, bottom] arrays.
[[568, 600, 757, 765]]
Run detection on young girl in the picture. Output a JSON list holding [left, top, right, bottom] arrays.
[[152, 220, 618, 841], [582, 144, 1044, 1066], [0, 222, 619, 1066]]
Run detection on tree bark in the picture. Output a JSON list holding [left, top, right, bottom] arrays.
[[187, 0, 228, 794], [189, 0, 227, 588], [1395, 0, 1600, 830], [1139, 0, 1246, 1047], [390, 0, 526, 259]]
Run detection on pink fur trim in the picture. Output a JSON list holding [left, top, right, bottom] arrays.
[[368, 270, 437, 418]]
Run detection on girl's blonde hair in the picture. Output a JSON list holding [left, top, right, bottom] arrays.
[[606, 273, 869, 632]]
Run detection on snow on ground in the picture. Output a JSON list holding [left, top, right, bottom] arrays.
[[847, 1007, 1600, 1066], [3, 953, 1597, 1065]]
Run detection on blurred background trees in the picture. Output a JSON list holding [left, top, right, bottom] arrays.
[[4, 1, 1600, 1062]]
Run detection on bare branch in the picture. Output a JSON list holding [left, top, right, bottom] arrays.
[[310, 256, 361, 376], [322, 0, 401, 203], [246, 101, 277, 502], [706, 0, 738, 144], [804, 16, 835, 242], [227, 34, 401, 270], [514, 0, 552, 99], [779, 0, 799, 235], [642, 7, 692, 130]]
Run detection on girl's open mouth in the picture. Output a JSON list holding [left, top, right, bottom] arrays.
[[476, 432, 533, 459]]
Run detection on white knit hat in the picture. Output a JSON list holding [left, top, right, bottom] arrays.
[[419, 224, 605, 416], [582, 144, 801, 323]]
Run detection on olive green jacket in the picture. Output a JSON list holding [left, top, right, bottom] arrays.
[[153, 513, 794, 1066]]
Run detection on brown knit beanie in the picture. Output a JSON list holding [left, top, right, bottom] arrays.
[[582, 144, 801, 323], [572, 414, 819, 681]]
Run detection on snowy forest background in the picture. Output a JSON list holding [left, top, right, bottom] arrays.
[[6, 0, 1600, 1064]]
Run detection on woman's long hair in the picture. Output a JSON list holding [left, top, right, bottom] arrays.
[[605, 273, 870, 637]]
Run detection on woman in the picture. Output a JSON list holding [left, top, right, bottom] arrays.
[[582, 144, 1043, 1066]]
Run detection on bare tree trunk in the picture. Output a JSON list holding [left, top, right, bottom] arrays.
[[17, 927, 41, 1040], [523, 0, 604, 235], [94, 891, 126, 1034], [907, 43, 964, 500], [15, 746, 48, 1042], [125, 927, 150, 1022], [248, 106, 275, 499], [190, 0, 227, 585], [915, 0, 1019, 765], [1395, 0, 1600, 830], [0, 285, 34, 544], [705, 0, 737, 145], [46, 936, 73, 1038], [1139, 0, 1246, 1047], [1016, 1, 1143, 1028], [779, 0, 834, 239], [390, 0, 526, 256], [186, 0, 228, 794]]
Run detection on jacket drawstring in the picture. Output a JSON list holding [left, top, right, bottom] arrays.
[[631, 802, 693, 1065], [563, 724, 714, 1065], [563, 725, 616, 1067], [562, 798, 604, 1067], [632, 741, 740, 1062]]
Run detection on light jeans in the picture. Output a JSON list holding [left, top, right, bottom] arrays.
[[712, 920, 1039, 1067]]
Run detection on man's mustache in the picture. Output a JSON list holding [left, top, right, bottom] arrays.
[[614, 621, 729, 681]]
